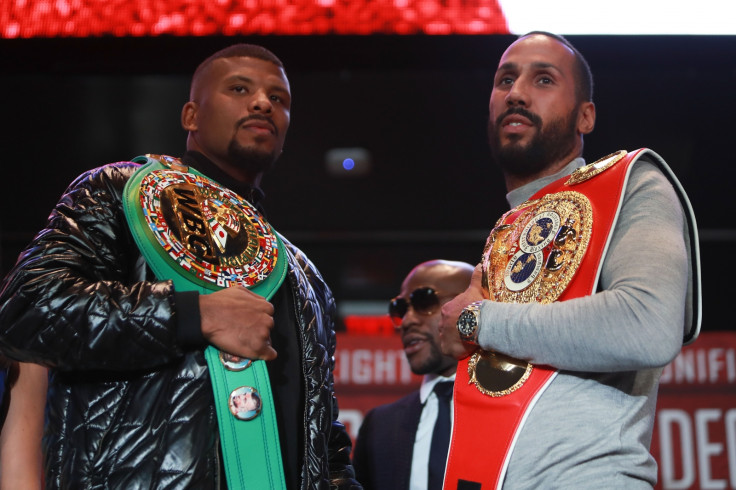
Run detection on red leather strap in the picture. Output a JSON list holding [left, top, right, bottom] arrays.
[[444, 150, 641, 489]]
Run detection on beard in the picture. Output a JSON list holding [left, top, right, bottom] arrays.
[[227, 139, 278, 175], [227, 115, 281, 175], [488, 107, 578, 178], [409, 337, 456, 376]]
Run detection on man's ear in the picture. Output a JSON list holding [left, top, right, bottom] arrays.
[[577, 101, 596, 135], [181, 101, 198, 131]]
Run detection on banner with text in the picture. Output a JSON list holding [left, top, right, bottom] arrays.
[[334, 331, 736, 489]]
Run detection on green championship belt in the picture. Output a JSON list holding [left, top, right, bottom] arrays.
[[122, 154, 287, 490]]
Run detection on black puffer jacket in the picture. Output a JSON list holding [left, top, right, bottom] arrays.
[[0, 162, 360, 489]]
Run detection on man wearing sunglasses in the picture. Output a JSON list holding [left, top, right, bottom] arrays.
[[352, 259, 474, 490], [438, 32, 700, 489]]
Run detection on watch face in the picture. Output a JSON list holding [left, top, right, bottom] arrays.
[[458, 311, 476, 337]]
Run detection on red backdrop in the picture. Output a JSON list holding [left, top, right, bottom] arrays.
[[0, 0, 508, 38]]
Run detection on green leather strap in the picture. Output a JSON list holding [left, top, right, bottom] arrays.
[[205, 347, 286, 490], [122, 154, 286, 490]]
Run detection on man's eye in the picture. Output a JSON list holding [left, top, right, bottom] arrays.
[[498, 77, 514, 86], [537, 76, 553, 85], [232, 86, 247, 93], [269, 94, 281, 102]]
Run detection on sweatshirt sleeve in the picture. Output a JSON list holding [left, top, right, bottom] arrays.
[[475, 161, 687, 372]]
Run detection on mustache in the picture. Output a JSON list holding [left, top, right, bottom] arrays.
[[495, 107, 542, 128], [401, 331, 432, 348], [236, 115, 278, 135]]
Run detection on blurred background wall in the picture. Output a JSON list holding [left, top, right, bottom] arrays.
[[2, 34, 734, 330]]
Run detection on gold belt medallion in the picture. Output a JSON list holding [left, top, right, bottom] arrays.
[[483, 190, 592, 304], [469, 191, 593, 396], [468, 350, 533, 397], [138, 168, 279, 289], [566, 150, 626, 186]]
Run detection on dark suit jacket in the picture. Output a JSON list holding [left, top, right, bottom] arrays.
[[352, 391, 423, 490]]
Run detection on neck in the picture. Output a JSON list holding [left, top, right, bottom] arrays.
[[439, 364, 458, 378], [504, 157, 571, 191], [215, 159, 262, 187], [190, 151, 262, 187], [503, 141, 583, 191], [186, 137, 264, 186]]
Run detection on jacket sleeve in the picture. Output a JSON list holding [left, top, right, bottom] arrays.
[[0, 163, 193, 372], [328, 395, 363, 489], [351, 409, 376, 490], [325, 299, 363, 489], [282, 238, 362, 489]]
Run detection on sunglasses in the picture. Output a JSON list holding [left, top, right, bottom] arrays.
[[388, 287, 445, 327]]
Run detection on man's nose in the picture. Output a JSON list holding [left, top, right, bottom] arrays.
[[506, 80, 530, 107], [399, 306, 423, 331], [249, 90, 273, 113]]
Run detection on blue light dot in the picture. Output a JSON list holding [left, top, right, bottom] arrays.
[[342, 158, 355, 171]]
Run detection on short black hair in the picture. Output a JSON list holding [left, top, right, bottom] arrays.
[[190, 44, 285, 98], [520, 31, 593, 103]]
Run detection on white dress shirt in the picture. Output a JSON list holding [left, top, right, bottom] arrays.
[[409, 373, 455, 490]]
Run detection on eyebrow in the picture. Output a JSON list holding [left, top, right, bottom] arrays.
[[225, 74, 254, 84], [496, 61, 562, 73], [224, 74, 290, 94]]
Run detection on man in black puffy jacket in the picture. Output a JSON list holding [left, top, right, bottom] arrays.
[[0, 43, 361, 489]]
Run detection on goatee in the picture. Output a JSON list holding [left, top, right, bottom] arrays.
[[227, 139, 278, 175], [228, 115, 280, 174], [488, 107, 578, 178], [411, 339, 456, 376]]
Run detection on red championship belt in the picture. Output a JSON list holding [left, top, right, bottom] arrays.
[[444, 149, 640, 490]]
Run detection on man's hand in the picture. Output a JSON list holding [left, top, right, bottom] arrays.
[[199, 286, 277, 360], [440, 263, 487, 359]]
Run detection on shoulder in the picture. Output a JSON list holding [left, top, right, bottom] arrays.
[[624, 153, 683, 217], [358, 391, 421, 442], [42, 161, 142, 225], [280, 235, 317, 272], [629, 155, 672, 188], [75, 161, 140, 184], [280, 235, 333, 295], [64, 161, 141, 198], [364, 390, 421, 419], [577, 149, 682, 219]]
